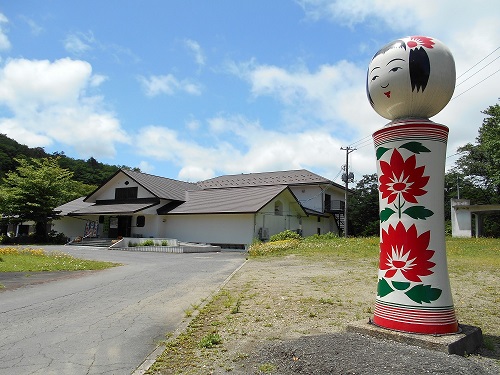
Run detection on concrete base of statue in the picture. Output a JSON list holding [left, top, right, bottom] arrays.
[[347, 319, 483, 356]]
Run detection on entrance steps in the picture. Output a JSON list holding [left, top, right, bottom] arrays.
[[67, 238, 115, 248]]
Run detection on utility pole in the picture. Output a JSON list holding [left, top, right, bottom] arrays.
[[340, 146, 356, 237]]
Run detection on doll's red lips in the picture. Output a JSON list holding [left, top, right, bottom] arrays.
[[384, 91, 391, 98]]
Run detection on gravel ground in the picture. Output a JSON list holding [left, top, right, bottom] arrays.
[[152, 254, 500, 374], [234, 332, 498, 375]]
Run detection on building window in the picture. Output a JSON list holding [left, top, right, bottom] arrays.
[[274, 200, 283, 216], [324, 194, 331, 211], [115, 187, 138, 200], [136, 216, 145, 227]]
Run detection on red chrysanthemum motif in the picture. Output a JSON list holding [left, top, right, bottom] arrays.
[[379, 149, 429, 204], [380, 222, 435, 282], [407, 36, 434, 49]]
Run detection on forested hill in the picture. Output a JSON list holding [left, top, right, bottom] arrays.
[[0, 134, 129, 186]]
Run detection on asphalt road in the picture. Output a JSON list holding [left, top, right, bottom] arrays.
[[0, 246, 246, 375]]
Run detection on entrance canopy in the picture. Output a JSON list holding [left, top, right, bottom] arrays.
[[69, 202, 159, 216]]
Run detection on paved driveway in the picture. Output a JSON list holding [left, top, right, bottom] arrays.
[[0, 246, 246, 375]]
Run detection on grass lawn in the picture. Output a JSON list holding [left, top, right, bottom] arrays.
[[147, 236, 500, 374], [0, 247, 119, 274]]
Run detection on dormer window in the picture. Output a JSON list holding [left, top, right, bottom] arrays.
[[115, 187, 138, 200]]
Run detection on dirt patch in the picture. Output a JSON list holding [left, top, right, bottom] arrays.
[[147, 253, 500, 374]]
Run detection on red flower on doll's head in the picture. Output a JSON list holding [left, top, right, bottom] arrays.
[[407, 36, 435, 49]]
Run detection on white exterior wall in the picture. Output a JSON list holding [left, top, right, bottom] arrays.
[[290, 185, 344, 211], [164, 214, 255, 245], [89, 172, 155, 201], [130, 214, 162, 238], [451, 199, 472, 237], [290, 185, 324, 212], [254, 192, 305, 240], [300, 215, 337, 237], [52, 216, 98, 239]]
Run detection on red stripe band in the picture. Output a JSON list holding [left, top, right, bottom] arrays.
[[373, 301, 458, 334], [373, 122, 449, 147]]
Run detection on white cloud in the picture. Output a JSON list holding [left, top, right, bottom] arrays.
[[138, 160, 155, 174], [0, 58, 129, 158], [138, 74, 202, 96], [229, 58, 381, 138], [135, 116, 351, 182], [0, 13, 11, 50], [21, 16, 43, 35], [184, 38, 206, 67], [64, 31, 95, 55]]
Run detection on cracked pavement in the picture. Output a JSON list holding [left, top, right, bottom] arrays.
[[0, 246, 245, 375]]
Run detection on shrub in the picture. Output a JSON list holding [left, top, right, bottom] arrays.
[[198, 332, 222, 348], [0, 234, 10, 244], [47, 230, 68, 244], [269, 229, 302, 242], [141, 239, 155, 246], [248, 239, 301, 256], [161, 240, 168, 246], [304, 232, 339, 241]]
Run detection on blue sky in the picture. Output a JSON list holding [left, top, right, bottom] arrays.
[[0, 1, 498, 183]]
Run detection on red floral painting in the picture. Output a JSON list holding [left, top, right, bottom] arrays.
[[379, 222, 435, 282], [379, 149, 429, 205]]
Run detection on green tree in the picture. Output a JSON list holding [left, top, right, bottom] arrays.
[[0, 157, 96, 242], [348, 173, 379, 237], [454, 102, 500, 197], [451, 102, 500, 237]]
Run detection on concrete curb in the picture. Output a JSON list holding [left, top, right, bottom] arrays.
[[132, 258, 248, 374]]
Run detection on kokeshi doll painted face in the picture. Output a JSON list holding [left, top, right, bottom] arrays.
[[367, 36, 455, 120]]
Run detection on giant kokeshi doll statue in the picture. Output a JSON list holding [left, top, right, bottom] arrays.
[[367, 36, 459, 334]]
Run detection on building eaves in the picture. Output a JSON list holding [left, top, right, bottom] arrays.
[[69, 201, 160, 216]]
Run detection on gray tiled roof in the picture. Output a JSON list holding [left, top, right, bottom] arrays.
[[168, 185, 297, 214], [120, 169, 199, 201], [54, 197, 92, 215], [197, 169, 339, 189]]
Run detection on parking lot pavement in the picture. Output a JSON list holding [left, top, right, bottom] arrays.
[[0, 246, 246, 375]]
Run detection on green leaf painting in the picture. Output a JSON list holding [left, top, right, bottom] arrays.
[[405, 284, 442, 304], [376, 147, 390, 160], [400, 142, 431, 154], [391, 281, 410, 291], [380, 207, 396, 222], [377, 278, 394, 297], [403, 206, 434, 220]]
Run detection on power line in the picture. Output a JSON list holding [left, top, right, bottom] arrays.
[[455, 55, 500, 88], [456, 46, 499, 80], [452, 68, 500, 100]]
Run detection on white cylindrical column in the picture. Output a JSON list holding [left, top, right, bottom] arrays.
[[372, 119, 458, 334]]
